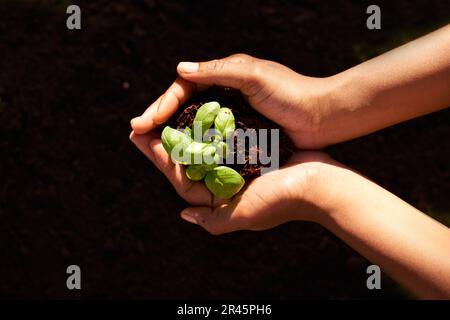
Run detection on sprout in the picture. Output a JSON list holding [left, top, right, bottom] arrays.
[[193, 101, 220, 135], [183, 126, 192, 138], [215, 141, 228, 159], [185, 141, 216, 165], [161, 126, 193, 163], [186, 163, 217, 181], [208, 133, 229, 159], [161, 126, 192, 153], [160, 101, 245, 200], [204, 166, 245, 199], [214, 107, 235, 139], [186, 165, 207, 181], [209, 134, 223, 144]]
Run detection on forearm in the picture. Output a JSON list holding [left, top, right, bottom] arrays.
[[315, 169, 450, 299], [317, 24, 450, 146]]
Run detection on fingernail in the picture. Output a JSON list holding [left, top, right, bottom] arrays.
[[130, 117, 140, 126], [178, 62, 199, 73], [181, 211, 198, 225]]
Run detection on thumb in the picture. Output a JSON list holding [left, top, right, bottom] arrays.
[[176, 57, 260, 94], [180, 203, 247, 235]]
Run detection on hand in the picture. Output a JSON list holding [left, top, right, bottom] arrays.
[[130, 36, 450, 297], [129, 53, 343, 232], [130, 130, 450, 299], [130, 131, 339, 234], [130, 53, 336, 149]]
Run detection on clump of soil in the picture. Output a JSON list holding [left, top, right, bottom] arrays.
[[167, 86, 295, 181]]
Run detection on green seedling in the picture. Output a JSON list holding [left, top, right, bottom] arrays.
[[185, 163, 218, 181], [161, 126, 193, 164], [193, 101, 220, 135], [183, 126, 192, 138], [161, 101, 245, 199], [214, 107, 235, 139], [185, 141, 217, 165], [214, 141, 228, 159], [204, 166, 245, 199]]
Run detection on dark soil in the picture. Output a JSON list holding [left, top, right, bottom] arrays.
[[170, 86, 295, 181], [0, 0, 449, 299]]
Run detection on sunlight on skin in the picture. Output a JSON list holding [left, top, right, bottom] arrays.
[[129, 25, 450, 297], [129, 54, 325, 149], [131, 128, 331, 234], [129, 130, 219, 207], [129, 123, 338, 233]]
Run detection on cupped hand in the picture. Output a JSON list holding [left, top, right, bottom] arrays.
[[130, 53, 334, 149], [130, 130, 339, 234], [129, 54, 346, 232]]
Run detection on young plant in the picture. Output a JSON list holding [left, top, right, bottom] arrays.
[[161, 126, 193, 164], [204, 166, 245, 199], [161, 101, 244, 199], [214, 107, 235, 139], [185, 163, 217, 181], [193, 101, 220, 135]]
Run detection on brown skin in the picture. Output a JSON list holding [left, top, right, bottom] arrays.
[[130, 25, 450, 298], [130, 130, 333, 233], [130, 53, 332, 149]]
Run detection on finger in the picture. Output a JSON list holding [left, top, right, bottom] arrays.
[[131, 77, 206, 134], [130, 130, 213, 206], [225, 53, 253, 63], [130, 96, 161, 134], [148, 140, 214, 205], [180, 202, 248, 235], [177, 55, 260, 95], [153, 77, 207, 125], [129, 130, 158, 161]]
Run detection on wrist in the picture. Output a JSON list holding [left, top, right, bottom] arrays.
[[293, 159, 362, 227], [311, 161, 386, 231], [310, 70, 364, 147], [287, 157, 346, 225]]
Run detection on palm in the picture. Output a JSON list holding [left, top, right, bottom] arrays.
[[129, 62, 331, 232], [131, 129, 329, 233]]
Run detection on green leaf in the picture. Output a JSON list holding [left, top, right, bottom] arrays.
[[209, 134, 228, 159], [204, 166, 245, 199], [183, 126, 192, 138], [186, 165, 207, 181], [214, 107, 235, 139], [193, 101, 220, 135], [210, 134, 222, 144], [215, 141, 228, 159], [184, 141, 222, 165], [185, 141, 209, 164], [185, 163, 218, 181], [161, 126, 193, 163]]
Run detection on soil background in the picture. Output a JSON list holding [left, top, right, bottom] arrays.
[[0, 0, 449, 299]]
